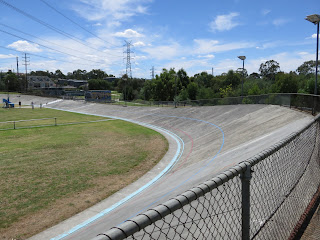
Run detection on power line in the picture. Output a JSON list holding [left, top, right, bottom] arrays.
[[0, 23, 122, 58], [0, 28, 107, 64], [0, 45, 93, 66], [39, 0, 121, 49], [0, 0, 118, 55], [22, 53, 30, 91], [0, 45, 123, 68]]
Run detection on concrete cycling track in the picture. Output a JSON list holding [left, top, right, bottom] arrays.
[[1, 95, 312, 240]]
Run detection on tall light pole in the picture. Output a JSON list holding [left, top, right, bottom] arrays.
[[238, 56, 246, 96], [306, 14, 320, 95]]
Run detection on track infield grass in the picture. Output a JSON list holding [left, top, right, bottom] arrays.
[[0, 108, 168, 239]]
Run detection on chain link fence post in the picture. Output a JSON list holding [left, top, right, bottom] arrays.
[[241, 165, 252, 240]]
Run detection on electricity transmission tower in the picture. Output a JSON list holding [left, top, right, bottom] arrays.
[[150, 66, 155, 79], [124, 40, 133, 78], [22, 53, 30, 92]]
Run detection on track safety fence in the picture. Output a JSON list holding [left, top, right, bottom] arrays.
[[93, 114, 320, 240], [84, 93, 320, 116]]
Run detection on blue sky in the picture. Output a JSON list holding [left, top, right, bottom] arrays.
[[0, 0, 319, 78]]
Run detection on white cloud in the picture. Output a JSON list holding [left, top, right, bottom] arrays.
[[198, 54, 215, 59], [73, 0, 151, 22], [256, 40, 284, 50], [163, 58, 212, 75], [7, 40, 42, 52], [114, 29, 144, 38], [272, 18, 290, 27], [261, 9, 271, 16], [193, 39, 255, 54], [244, 51, 315, 75], [142, 42, 181, 60], [312, 33, 320, 39], [209, 12, 240, 32], [133, 41, 146, 47], [134, 55, 147, 60], [0, 54, 16, 59]]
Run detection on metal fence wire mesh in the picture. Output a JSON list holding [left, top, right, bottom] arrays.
[[129, 177, 242, 240], [94, 118, 320, 240], [249, 122, 319, 239]]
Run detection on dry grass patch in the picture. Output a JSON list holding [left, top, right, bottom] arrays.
[[0, 110, 168, 240]]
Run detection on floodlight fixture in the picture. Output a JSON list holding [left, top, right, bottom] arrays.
[[238, 56, 246, 61], [306, 14, 320, 24]]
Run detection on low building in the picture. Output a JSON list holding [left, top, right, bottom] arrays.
[[57, 79, 88, 88], [28, 76, 55, 89]]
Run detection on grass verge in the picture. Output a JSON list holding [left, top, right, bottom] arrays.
[[0, 108, 168, 239]]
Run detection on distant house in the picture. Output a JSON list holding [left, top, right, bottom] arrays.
[[28, 76, 55, 89], [57, 79, 88, 88]]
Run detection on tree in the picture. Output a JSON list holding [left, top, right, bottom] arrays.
[[177, 68, 189, 89], [296, 60, 316, 76], [88, 79, 111, 90], [247, 83, 261, 95], [219, 84, 233, 98], [54, 69, 65, 79], [187, 82, 198, 100], [5, 73, 20, 92], [72, 69, 88, 80], [88, 69, 107, 80], [259, 60, 280, 81], [194, 71, 213, 88], [224, 70, 241, 87], [29, 70, 50, 77], [249, 72, 260, 79], [274, 72, 298, 93]]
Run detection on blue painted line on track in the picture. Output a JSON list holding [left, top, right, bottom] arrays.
[[47, 106, 224, 240], [47, 107, 184, 240], [119, 115, 225, 222]]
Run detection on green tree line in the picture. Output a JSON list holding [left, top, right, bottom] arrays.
[[1, 60, 318, 101]]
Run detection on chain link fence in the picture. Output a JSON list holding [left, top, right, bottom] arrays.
[[93, 114, 320, 240], [83, 93, 320, 115], [180, 93, 320, 114]]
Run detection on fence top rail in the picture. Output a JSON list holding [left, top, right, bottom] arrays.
[[0, 117, 57, 124], [93, 162, 250, 240]]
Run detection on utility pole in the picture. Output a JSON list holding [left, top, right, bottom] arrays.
[[124, 40, 133, 79], [212, 67, 214, 76], [16, 57, 21, 92], [16, 57, 19, 76], [22, 53, 30, 92], [150, 66, 155, 79]]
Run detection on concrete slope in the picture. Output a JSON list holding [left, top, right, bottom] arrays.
[[4, 96, 310, 240], [0, 94, 59, 107]]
